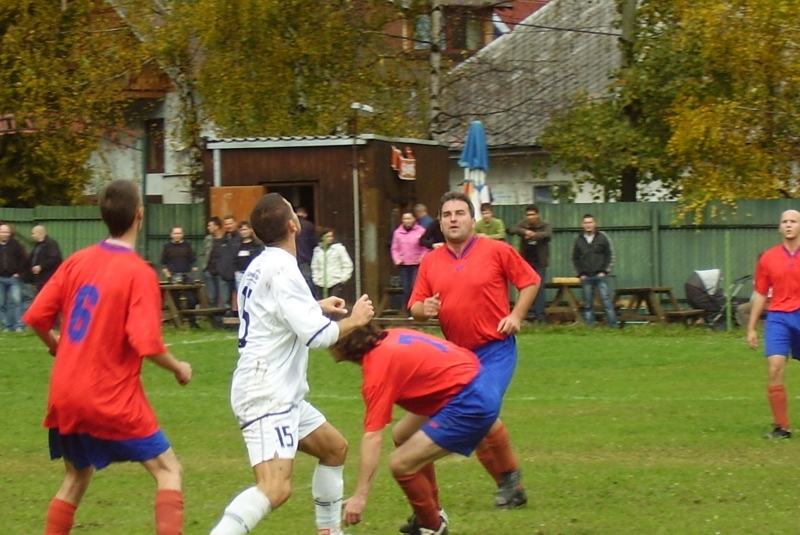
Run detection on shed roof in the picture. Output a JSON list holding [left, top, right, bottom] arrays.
[[205, 134, 448, 150], [435, 0, 621, 150]]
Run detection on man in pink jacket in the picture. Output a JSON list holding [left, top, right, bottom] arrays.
[[391, 211, 428, 317]]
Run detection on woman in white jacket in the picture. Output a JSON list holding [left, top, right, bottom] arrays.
[[311, 229, 353, 299]]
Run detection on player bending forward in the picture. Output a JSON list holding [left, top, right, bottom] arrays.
[[332, 325, 502, 535]]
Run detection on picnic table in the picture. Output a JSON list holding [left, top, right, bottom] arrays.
[[613, 286, 704, 325], [544, 279, 585, 324], [161, 282, 228, 329]]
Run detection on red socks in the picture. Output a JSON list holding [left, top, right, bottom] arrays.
[[45, 499, 76, 535], [768, 385, 790, 430], [475, 422, 519, 485], [394, 472, 440, 530], [155, 489, 184, 535]]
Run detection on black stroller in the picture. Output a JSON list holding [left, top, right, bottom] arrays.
[[685, 269, 752, 328]]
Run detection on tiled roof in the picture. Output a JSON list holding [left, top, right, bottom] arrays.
[[435, 0, 621, 150]]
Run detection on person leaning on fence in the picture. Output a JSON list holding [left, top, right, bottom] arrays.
[[508, 205, 552, 323], [311, 228, 354, 299], [747, 209, 800, 439], [572, 214, 618, 328], [474, 203, 507, 241]]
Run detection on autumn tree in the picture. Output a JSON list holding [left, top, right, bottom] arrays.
[[537, 0, 800, 212], [0, 0, 151, 207]]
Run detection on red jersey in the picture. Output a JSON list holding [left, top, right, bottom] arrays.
[[22, 242, 167, 440], [754, 244, 800, 312], [409, 237, 539, 350], [361, 329, 479, 433]]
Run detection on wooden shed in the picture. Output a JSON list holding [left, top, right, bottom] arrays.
[[202, 135, 450, 306]]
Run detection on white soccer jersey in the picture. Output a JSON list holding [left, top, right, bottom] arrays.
[[230, 247, 340, 429]]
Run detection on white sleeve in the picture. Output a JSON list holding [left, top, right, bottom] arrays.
[[275, 264, 340, 348]]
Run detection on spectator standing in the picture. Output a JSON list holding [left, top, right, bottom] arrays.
[[474, 203, 507, 240], [28, 225, 62, 294], [311, 229, 354, 299], [413, 203, 434, 231], [22, 179, 192, 535], [0, 223, 28, 332], [419, 218, 445, 250], [219, 215, 242, 309], [234, 221, 264, 289], [509, 204, 552, 323], [333, 326, 501, 535], [161, 226, 197, 283], [571, 214, 618, 328], [409, 192, 539, 516], [161, 225, 199, 328], [202, 217, 225, 307], [209, 192, 373, 535], [747, 209, 800, 439], [296, 207, 318, 298], [390, 211, 428, 317]]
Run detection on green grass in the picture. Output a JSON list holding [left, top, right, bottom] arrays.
[[2, 325, 798, 535]]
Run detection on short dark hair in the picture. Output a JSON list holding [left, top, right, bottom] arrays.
[[525, 204, 539, 214], [330, 324, 388, 363], [250, 193, 294, 246], [582, 214, 595, 220], [223, 214, 236, 222], [439, 191, 475, 218], [239, 220, 251, 228], [480, 203, 492, 212], [207, 216, 221, 228], [99, 180, 140, 237]]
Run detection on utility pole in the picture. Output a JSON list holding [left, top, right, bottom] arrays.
[[428, 0, 442, 138], [618, 0, 639, 202]]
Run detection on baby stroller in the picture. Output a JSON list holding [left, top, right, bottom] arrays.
[[685, 269, 752, 328]]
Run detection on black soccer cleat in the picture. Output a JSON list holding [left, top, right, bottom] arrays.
[[764, 426, 791, 439]]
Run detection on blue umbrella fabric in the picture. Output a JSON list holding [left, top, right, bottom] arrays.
[[458, 121, 491, 218]]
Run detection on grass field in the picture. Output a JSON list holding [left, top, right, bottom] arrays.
[[3, 324, 799, 535]]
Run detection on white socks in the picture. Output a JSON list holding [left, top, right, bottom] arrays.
[[210, 486, 271, 535], [312, 464, 345, 532]]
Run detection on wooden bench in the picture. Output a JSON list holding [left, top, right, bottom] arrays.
[[376, 286, 406, 317]]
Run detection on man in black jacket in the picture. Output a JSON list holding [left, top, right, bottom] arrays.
[[28, 225, 62, 293], [0, 223, 28, 331], [509, 205, 552, 322], [572, 214, 618, 327]]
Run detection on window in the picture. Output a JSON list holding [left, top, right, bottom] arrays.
[[145, 119, 165, 173]]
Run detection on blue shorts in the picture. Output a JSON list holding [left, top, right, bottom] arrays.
[[764, 311, 800, 359], [422, 371, 501, 456], [473, 336, 517, 397], [49, 429, 171, 470]]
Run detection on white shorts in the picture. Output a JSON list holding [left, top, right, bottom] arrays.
[[240, 400, 326, 467]]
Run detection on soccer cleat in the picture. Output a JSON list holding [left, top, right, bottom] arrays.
[[764, 426, 791, 439], [399, 510, 448, 534], [495, 470, 528, 509], [417, 518, 449, 535]]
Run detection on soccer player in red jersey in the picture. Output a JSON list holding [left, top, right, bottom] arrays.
[[747, 209, 800, 439], [405, 191, 539, 518], [332, 326, 502, 535], [22, 180, 192, 535]]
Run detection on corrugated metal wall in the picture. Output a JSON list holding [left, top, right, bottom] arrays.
[[1, 199, 795, 299], [0, 204, 207, 272]]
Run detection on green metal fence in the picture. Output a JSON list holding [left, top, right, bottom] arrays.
[[2, 199, 795, 300]]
